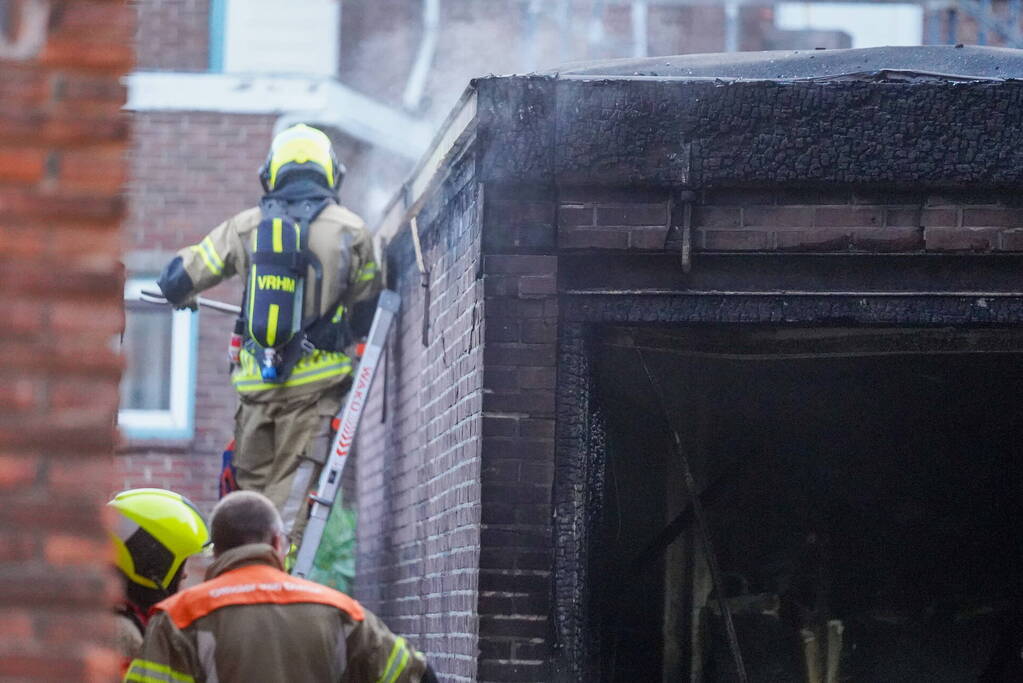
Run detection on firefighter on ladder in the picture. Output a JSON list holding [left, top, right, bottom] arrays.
[[156, 124, 382, 547]]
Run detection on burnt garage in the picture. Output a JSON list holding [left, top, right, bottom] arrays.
[[360, 46, 1023, 682], [592, 326, 1021, 682]]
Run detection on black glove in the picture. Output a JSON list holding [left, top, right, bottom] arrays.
[[157, 256, 197, 310]]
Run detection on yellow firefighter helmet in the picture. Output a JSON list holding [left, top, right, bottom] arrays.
[[259, 123, 344, 192], [108, 488, 209, 591]]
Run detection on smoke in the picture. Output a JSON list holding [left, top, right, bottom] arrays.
[[333, 0, 667, 225], [333, 0, 910, 224]]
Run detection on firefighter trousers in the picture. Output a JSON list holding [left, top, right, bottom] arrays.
[[233, 383, 346, 545]]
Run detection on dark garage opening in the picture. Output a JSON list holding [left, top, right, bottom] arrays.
[[590, 326, 1022, 683]]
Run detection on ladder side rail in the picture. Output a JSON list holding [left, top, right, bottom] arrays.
[[292, 290, 401, 577]]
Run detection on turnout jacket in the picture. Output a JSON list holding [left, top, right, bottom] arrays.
[[125, 544, 427, 683], [116, 605, 146, 671], [162, 201, 381, 402]]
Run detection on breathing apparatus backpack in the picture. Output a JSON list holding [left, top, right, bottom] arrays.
[[241, 195, 332, 383]]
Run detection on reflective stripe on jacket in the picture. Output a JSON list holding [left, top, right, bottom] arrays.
[[125, 544, 427, 683], [231, 348, 352, 395], [175, 203, 382, 402]]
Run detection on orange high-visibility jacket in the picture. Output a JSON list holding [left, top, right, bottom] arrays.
[[125, 544, 427, 683]]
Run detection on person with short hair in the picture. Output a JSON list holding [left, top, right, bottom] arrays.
[[125, 491, 438, 683]]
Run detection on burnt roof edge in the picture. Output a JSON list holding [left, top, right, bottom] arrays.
[[374, 82, 480, 247], [375, 68, 1023, 243], [556, 69, 1013, 84], [550, 45, 1023, 81]]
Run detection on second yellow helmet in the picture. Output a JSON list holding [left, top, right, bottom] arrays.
[[108, 488, 209, 592]]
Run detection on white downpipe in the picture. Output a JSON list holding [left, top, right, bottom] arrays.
[[403, 0, 441, 112], [588, 0, 607, 51], [523, 0, 543, 72], [631, 0, 649, 58], [557, 0, 572, 62], [724, 0, 740, 53]]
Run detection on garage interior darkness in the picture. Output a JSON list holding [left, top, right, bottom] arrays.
[[589, 325, 1022, 683]]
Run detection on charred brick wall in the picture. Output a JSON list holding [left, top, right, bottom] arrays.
[[356, 151, 485, 682], [561, 187, 1023, 254], [550, 183, 1023, 680], [471, 179, 1023, 683], [0, 1, 132, 679], [360, 179, 559, 683], [477, 186, 559, 683], [366, 64, 1023, 682]]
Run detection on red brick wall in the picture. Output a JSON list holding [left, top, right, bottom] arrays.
[[134, 0, 210, 72], [339, 0, 419, 106], [0, 1, 132, 679], [126, 113, 391, 254], [924, 7, 1020, 48], [126, 112, 273, 252], [339, 0, 771, 131]]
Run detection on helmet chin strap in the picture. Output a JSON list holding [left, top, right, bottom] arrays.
[[147, 573, 172, 600], [146, 563, 185, 600]]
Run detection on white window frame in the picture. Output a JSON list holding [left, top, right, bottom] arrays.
[[119, 278, 198, 440]]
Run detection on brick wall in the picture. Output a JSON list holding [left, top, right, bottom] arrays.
[[647, 5, 729, 56], [925, 7, 1016, 48], [478, 187, 559, 682], [0, 1, 132, 679], [390, 178, 1023, 683], [361, 60, 1023, 680], [135, 0, 210, 72], [362, 176, 1023, 682], [559, 188, 1023, 254], [473, 182, 1023, 683], [551, 183, 1023, 679], [356, 179, 560, 683], [356, 152, 484, 682], [127, 112, 273, 252], [559, 188, 672, 251]]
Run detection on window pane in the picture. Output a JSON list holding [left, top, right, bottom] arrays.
[[223, 0, 339, 76], [120, 304, 174, 411]]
